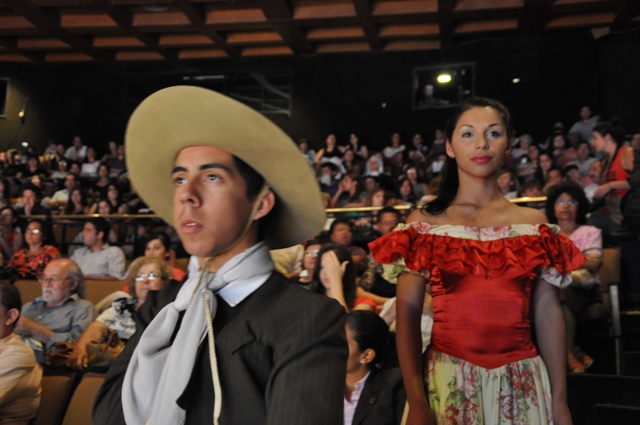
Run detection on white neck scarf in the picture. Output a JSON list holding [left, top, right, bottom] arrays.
[[122, 242, 274, 425]]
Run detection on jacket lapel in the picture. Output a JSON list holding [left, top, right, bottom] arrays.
[[351, 369, 382, 425]]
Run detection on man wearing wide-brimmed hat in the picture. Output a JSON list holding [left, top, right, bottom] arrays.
[[93, 86, 347, 425]]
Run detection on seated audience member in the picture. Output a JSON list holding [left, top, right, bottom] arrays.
[[50, 158, 69, 186], [105, 144, 126, 176], [364, 155, 385, 177], [345, 133, 369, 160], [405, 165, 426, 199], [67, 257, 170, 370], [64, 136, 87, 161], [22, 156, 46, 183], [299, 139, 316, 163], [289, 240, 322, 290], [562, 164, 584, 187], [331, 173, 365, 208], [0, 206, 23, 264], [15, 259, 95, 363], [431, 129, 446, 156], [64, 187, 90, 215], [517, 180, 545, 210], [6, 220, 60, 281], [497, 169, 518, 199], [344, 311, 405, 425], [47, 172, 78, 210], [407, 133, 428, 164], [313, 243, 375, 312], [314, 133, 342, 164], [320, 162, 340, 197], [584, 160, 602, 202], [15, 183, 51, 220], [535, 152, 554, 184], [90, 183, 129, 215], [101, 141, 118, 164], [567, 140, 597, 176], [92, 199, 120, 244], [394, 178, 415, 206], [91, 163, 112, 200], [329, 218, 368, 272], [549, 132, 576, 168], [80, 147, 100, 178], [144, 232, 186, 282], [0, 283, 43, 425], [383, 133, 405, 175], [342, 149, 363, 179], [542, 166, 563, 194], [511, 134, 532, 160], [375, 207, 401, 237], [546, 183, 605, 373], [426, 153, 447, 177], [0, 178, 12, 209], [70, 218, 125, 280]]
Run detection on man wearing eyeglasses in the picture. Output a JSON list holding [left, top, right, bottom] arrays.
[[14, 258, 95, 363]]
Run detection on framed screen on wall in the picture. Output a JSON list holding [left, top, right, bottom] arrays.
[[413, 63, 474, 110], [0, 79, 7, 118]]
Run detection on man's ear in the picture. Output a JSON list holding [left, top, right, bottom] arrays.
[[253, 190, 276, 221], [445, 139, 455, 159], [6, 308, 19, 327]]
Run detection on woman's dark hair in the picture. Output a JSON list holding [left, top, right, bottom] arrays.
[[424, 97, 513, 215], [145, 231, 172, 252], [593, 118, 625, 148], [0, 282, 22, 326], [98, 162, 111, 176], [0, 178, 11, 200], [346, 310, 391, 369], [545, 182, 589, 225], [548, 132, 569, 154], [23, 219, 53, 247], [396, 178, 416, 203], [0, 206, 16, 221], [96, 197, 116, 214], [64, 187, 88, 214], [107, 183, 124, 207], [312, 243, 356, 310]]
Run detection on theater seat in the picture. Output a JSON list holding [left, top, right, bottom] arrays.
[[32, 374, 75, 425], [60, 373, 105, 425], [14, 280, 41, 305], [83, 280, 127, 306]]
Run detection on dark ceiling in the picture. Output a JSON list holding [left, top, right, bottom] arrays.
[[0, 0, 638, 63]]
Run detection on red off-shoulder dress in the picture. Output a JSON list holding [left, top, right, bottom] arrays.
[[369, 222, 585, 425]]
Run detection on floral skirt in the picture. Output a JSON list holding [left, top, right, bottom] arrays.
[[404, 350, 554, 425]]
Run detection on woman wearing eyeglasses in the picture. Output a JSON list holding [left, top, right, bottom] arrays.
[[6, 220, 60, 281], [289, 240, 322, 290], [546, 183, 605, 373], [67, 256, 171, 370]]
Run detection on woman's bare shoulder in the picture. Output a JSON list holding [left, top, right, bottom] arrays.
[[405, 208, 447, 225], [510, 205, 548, 225]]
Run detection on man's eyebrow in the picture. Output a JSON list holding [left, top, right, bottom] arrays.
[[171, 163, 232, 174]]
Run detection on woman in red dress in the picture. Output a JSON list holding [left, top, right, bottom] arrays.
[[369, 98, 585, 425]]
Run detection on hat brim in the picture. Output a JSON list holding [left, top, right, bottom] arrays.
[[126, 86, 326, 249]]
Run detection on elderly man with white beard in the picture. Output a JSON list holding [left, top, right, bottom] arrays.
[[15, 258, 95, 363]]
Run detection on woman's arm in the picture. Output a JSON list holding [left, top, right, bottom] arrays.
[[67, 320, 109, 370], [593, 180, 631, 199], [396, 272, 434, 425], [533, 278, 573, 425], [313, 148, 325, 165]]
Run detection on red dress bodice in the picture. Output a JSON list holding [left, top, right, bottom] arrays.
[[369, 223, 586, 369]]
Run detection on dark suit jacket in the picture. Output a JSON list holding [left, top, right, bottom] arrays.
[[93, 272, 348, 425], [352, 367, 406, 425]]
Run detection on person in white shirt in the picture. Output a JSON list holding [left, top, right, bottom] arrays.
[[0, 282, 43, 425], [64, 136, 87, 161], [70, 218, 125, 280]]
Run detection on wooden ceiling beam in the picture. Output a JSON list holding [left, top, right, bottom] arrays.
[[518, 0, 555, 36], [91, 0, 175, 60], [255, 0, 313, 55], [352, 0, 382, 52], [173, 0, 238, 58], [611, 0, 640, 30], [2, 0, 112, 61], [437, 0, 454, 48], [0, 36, 42, 62]]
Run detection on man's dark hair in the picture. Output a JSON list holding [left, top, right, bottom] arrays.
[[576, 140, 590, 150], [378, 206, 401, 222], [562, 164, 580, 177], [232, 156, 265, 200], [0, 282, 22, 326], [21, 182, 43, 200], [89, 217, 111, 243], [66, 172, 78, 183], [329, 217, 354, 235], [321, 162, 338, 173]]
